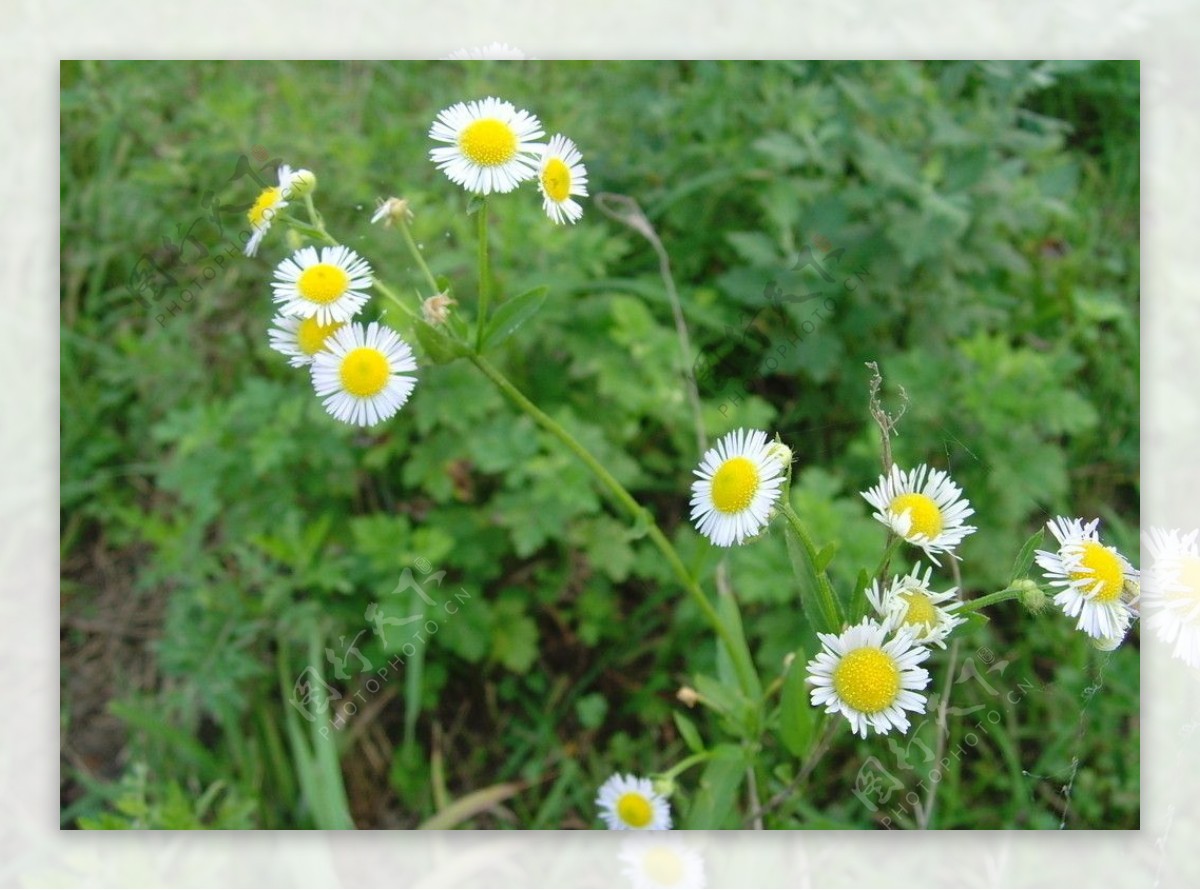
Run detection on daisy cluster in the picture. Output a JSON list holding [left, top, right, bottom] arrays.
[[428, 97, 589, 224], [245, 166, 419, 428], [678, 428, 1142, 747]]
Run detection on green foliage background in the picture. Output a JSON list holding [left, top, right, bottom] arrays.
[[60, 60, 1139, 829]]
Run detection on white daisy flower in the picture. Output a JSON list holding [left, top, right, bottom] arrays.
[[442, 42, 530, 60], [861, 464, 977, 564], [1035, 516, 1138, 642], [1141, 527, 1199, 666], [806, 618, 931, 739], [245, 164, 301, 257], [428, 97, 545, 195], [310, 322, 418, 427], [596, 774, 672, 831], [267, 314, 344, 368], [272, 245, 373, 326], [866, 563, 965, 649], [537, 134, 589, 224], [689, 429, 787, 548], [618, 837, 705, 888]]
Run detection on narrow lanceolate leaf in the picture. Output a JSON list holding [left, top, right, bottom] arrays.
[[716, 581, 763, 704], [673, 711, 706, 755], [417, 782, 523, 829], [785, 521, 840, 635], [482, 286, 548, 351], [1010, 528, 1045, 584], [684, 744, 746, 829], [777, 650, 815, 758]]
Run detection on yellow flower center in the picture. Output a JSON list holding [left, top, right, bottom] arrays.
[[643, 847, 684, 884], [339, 347, 390, 397], [298, 263, 350, 305], [832, 647, 901, 714], [248, 186, 282, 228], [1069, 541, 1125, 603], [899, 589, 937, 632], [890, 493, 943, 539], [459, 118, 518, 167], [616, 792, 653, 829], [296, 317, 343, 356], [541, 158, 572, 202], [710, 457, 759, 514]]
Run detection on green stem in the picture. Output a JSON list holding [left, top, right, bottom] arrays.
[[875, 533, 902, 581], [779, 500, 844, 630], [475, 198, 490, 352], [398, 219, 440, 296], [658, 750, 718, 782], [373, 277, 419, 320], [957, 586, 1024, 615], [469, 353, 757, 697]]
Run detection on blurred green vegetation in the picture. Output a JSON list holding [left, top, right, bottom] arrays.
[[60, 60, 1139, 829]]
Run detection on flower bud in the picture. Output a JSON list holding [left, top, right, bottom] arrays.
[[651, 776, 676, 798], [288, 169, 317, 198], [676, 686, 699, 708], [766, 439, 794, 467], [1014, 578, 1047, 613]]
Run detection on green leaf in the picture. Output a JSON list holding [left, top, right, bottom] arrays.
[[814, 542, 838, 573], [777, 651, 815, 758], [1010, 528, 1045, 583], [784, 520, 840, 635], [715, 582, 763, 704], [673, 711, 706, 755], [849, 567, 873, 624], [693, 674, 741, 720], [684, 744, 746, 829], [482, 286, 548, 351], [412, 318, 470, 365], [465, 194, 486, 216], [418, 782, 523, 829]]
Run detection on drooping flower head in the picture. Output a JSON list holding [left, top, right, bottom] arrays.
[[866, 563, 965, 649], [428, 97, 545, 195], [245, 164, 303, 257], [806, 618, 931, 738], [861, 464, 977, 563], [537, 134, 589, 224], [596, 773, 672, 831], [310, 322, 417, 427], [689, 429, 787, 548], [272, 245, 374, 326], [1035, 516, 1138, 642]]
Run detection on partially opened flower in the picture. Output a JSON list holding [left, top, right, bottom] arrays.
[[1035, 516, 1138, 642], [689, 429, 787, 548], [272, 245, 373, 325], [596, 773, 672, 831], [866, 563, 965, 649], [310, 322, 417, 427], [245, 164, 302, 257], [861, 464, 977, 563], [806, 618, 931, 738], [267, 314, 344, 368], [537, 134, 588, 224], [428, 97, 544, 195], [1140, 527, 1198, 665], [618, 837, 705, 888]]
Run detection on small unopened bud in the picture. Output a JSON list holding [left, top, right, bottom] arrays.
[[372, 196, 413, 227], [288, 169, 317, 198], [651, 776, 676, 798], [766, 439, 793, 467], [782, 652, 796, 669], [1014, 578, 1047, 613], [1092, 632, 1126, 652], [676, 686, 699, 708], [284, 228, 304, 251], [422, 292, 457, 326]]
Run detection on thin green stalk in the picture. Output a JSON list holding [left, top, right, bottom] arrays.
[[398, 218, 440, 296], [779, 500, 844, 630], [373, 277, 419, 320], [957, 586, 1024, 615], [475, 198, 490, 352], [658, 750, 719, 782], [469, 353, 757, 698]]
